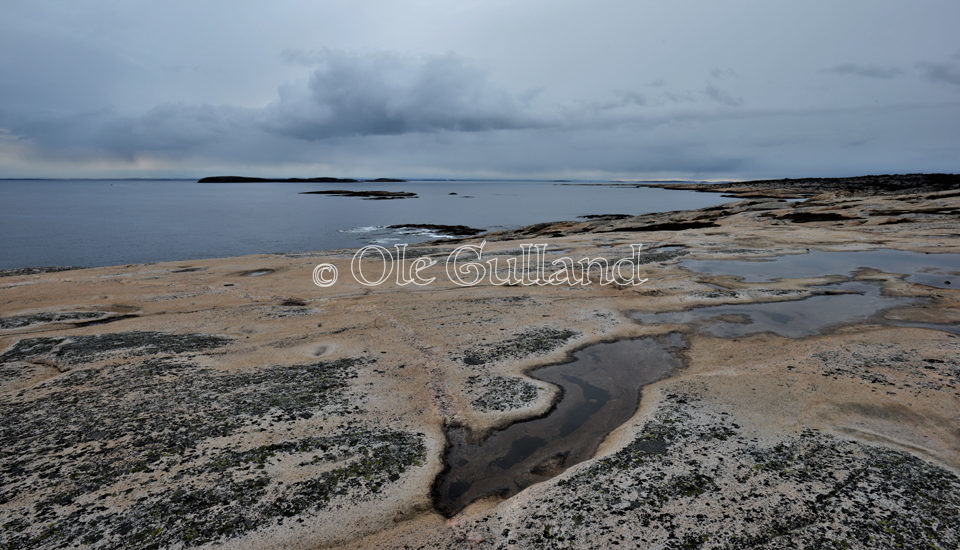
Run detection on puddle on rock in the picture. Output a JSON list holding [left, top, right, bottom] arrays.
[[434, 334, 684, 517], [237, 269, 275, 277], [631, 281, 927, 338], [681, 249, 959, 288]]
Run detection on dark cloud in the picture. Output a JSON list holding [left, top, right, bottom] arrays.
[[260, 51, 539, 140], [710, 68, 739, 80], [1, 51, 542, 161], [822, 63, 904, 79], [918, 62, 960, 87], [702, 85, 743, 107], [578, 91, 647, 113]]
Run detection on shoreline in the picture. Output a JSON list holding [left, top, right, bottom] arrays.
[[2, 176, 959, 548]]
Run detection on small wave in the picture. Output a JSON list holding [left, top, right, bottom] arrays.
[[340, 225, 461, 244], [338, 226, 383, 234]]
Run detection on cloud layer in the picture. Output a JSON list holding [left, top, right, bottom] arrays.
[[1, 1, 958, 179]]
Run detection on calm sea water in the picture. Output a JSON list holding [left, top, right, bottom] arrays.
[[0, 179, 731, 269]]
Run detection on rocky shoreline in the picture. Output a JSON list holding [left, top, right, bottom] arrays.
[[1, 174, 959, 548], [639, 172, 960, 198]]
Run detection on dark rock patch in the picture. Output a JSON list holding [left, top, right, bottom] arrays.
[[388, 224, 485, 237], [467, 375, 540, 412], [776, 211, 859, 223], [299, 190, 417, 200], [0, 311, 105, 330], [456, 327, 579, 366], [0, 331, 231, 366], [0, 266, 83, 278], [616, 221, 720, 232], [578, 214, 632, 220]]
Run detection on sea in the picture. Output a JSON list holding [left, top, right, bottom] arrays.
[[0, 179, 732, 269]]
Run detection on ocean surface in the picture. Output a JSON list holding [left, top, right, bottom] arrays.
[[0, 179, 732, 269]]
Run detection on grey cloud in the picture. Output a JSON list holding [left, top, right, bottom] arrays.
[[260, 51, 539, 140], [702, 84, 743, 107], [580, 91, 647, 113], [279, 49, 329, 66], [918, 62, 960, 87], [822, 63, 904, 79], [1, 104, 255, 161], [1, 51, 542, 160], [710, 68, 739, 80]]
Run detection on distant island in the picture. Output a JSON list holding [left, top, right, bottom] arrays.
[[197, 176, 406, 183], [299, 190, 417, 200]]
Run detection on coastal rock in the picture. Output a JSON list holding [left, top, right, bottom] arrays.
[[639, 172, 960, 198], [300, 190, 418, 200], [387, 223, 485, 236]]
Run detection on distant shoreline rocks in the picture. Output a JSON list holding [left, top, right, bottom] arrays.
[[299, 190, 417, 200], [197, 176, 406, 183], [387, 223, 485, 236]]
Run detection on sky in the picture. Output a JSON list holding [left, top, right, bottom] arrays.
[[1, 0, 959, 180]]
